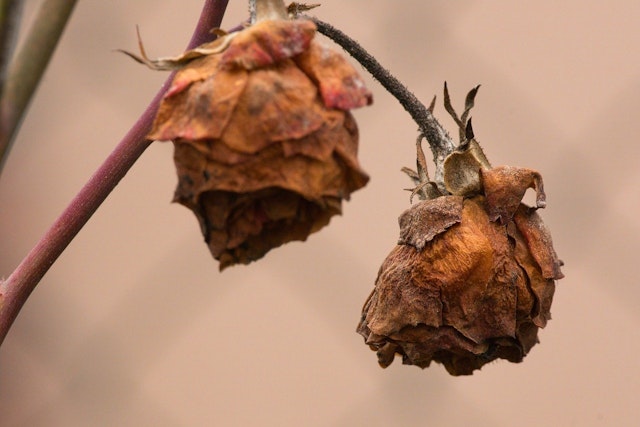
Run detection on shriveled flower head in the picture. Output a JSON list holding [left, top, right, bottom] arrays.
[[357, 86, 563, 375], [126, 8, 372, 270]]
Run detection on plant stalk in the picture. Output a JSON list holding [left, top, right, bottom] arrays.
[[0, 0, 23, 96], [0, 0, 230, 347], [310, 17, 455, 184], [0, 0, 78, 174]]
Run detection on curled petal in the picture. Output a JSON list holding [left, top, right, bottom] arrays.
[[294, 39, 373, 110], [513, 205, 564, 280], [481, 166, 546, 223]]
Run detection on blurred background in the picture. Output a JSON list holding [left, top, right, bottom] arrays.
[[1, 0, 638, 425]]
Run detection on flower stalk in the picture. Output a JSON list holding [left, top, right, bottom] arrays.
[[0, 0, 230, 346], [309, 17, 455, 185]]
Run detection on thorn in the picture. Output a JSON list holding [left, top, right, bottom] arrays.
[[428, 95, 436, 113]]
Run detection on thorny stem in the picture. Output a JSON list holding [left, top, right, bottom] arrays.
[[0, 0, 78, 175], [310, 17, 456, 184], [0, 0, 230, 347]]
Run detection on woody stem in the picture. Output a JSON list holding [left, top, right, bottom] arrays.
[[310, 17, 455, 176], [0, 0, 229, 347], [0, 0, 78, 175]]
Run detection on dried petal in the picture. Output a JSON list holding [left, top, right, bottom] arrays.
[[219, 64, 326, 153], [397, 195, 463, 250], [508, 220, 555, 328], [513, 204, 564, 280], [118, 29, 234, 71], [294, 39, 373, 110], [220, 19, 316, 70], [149, 63, 248, 142], [481, 166, 546, 223]]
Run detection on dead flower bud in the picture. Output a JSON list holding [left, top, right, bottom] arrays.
[[130, 17, 372, 270], [357, 86, 563, 375]]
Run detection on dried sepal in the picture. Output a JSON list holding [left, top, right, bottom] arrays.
[[436, 84, 491, 198], [119, 26, 235, 71], [460, 86, 480, 133], [443, 82, 480, 142], [442, 142, 485, 196], [403, 135, 442, 202], [287, 2, 321, 18]]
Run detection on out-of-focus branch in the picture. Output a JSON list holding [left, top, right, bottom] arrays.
[[0, 0, 78, 174], [0, 0, 23, 95], [0, 0, 230, 347]]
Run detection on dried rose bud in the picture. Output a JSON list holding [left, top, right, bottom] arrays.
[[357, 87, 563, 375], [130, 12, 371, 269]]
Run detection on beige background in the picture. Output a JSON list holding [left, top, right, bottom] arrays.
[[1, 0, 638, 425]]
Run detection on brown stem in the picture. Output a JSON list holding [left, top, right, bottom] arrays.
[[0, 0, 230, 347]]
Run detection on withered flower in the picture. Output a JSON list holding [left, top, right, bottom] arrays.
[[126, 6, 372, 269], [357, 86, 563, 375]]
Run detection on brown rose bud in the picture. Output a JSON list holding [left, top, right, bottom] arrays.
[[357, 87, 563, 375], [131, 17, 371, 270]]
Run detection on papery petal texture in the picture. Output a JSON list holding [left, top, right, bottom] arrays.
[[148, 19, 372, 270]]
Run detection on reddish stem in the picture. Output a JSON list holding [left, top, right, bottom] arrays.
[[0, 0, 229, 346]]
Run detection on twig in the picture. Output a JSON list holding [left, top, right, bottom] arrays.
[[0, 0, 230, 346], [309, 17, 455, 185], [0, 0, 23, 96], [0, 0, 78, 174]]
